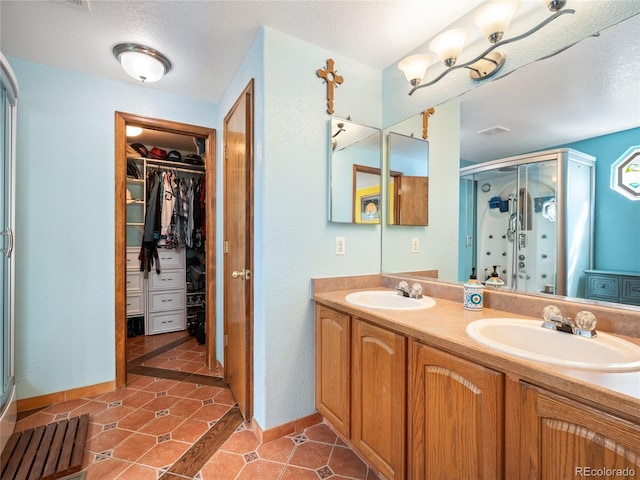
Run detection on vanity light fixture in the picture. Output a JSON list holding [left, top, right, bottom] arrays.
[[113, 43, 172, 83], [398, 0, 574, 95]]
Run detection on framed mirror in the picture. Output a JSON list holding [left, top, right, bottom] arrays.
[[329, 117, 382, 224], [388, 132, 429, 226]]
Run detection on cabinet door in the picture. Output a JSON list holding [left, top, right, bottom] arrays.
[[315, 305, 351, 437], [519, 383, 640, 479], [410, 342, 503, 480], [352, 318, 406, 480]]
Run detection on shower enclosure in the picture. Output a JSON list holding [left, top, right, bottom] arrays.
[[0, 52, 17, 454], [460, 149, 595, 297]]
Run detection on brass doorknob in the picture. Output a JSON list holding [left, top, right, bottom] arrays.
[[232, 270, 245, 279]]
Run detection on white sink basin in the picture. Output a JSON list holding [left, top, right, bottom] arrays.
[[345, 290, 436, 310], [466, 318, 640, 372]]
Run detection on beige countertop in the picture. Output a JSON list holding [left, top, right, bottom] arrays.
[[314, 287, 640, 423]]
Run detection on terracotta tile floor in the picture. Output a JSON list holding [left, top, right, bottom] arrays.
[[14, 331, 380, 479]]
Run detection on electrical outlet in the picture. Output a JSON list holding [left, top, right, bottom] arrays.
[[411, 237, 420, 253], [336, 237, 346, 255]]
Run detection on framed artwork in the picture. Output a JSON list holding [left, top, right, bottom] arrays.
[[355, 185, 380, 223]]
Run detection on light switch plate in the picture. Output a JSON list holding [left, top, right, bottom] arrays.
[[411, 237, 419, 253], [336, 237, 346, 255]]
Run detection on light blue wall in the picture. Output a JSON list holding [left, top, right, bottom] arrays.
[[556, 127, 640, 272], [8, 57, 216, 400], [257, 28, 382, 429]]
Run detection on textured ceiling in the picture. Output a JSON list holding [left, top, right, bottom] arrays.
[[459, 13, 640, 162], [1, 1, 638, 163], [0, 0, 483, 103]]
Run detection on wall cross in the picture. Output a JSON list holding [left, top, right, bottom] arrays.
[[317, 59, 344, 114], [422, 107, 435, 140]]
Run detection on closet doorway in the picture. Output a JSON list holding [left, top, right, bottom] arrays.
[[114, 112, 216, 388]]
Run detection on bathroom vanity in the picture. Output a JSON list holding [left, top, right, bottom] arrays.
[[313, 278, 640, 480]]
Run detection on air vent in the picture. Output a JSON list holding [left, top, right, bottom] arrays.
[[477, 126, 510, 136], [52, 0, 91, 12]]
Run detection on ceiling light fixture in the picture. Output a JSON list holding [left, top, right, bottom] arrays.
[[398, 0, 574, 95], [126, 125, 143, 137], [113, 43, 171, 83]]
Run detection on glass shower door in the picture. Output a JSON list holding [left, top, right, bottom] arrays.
[[511, 160, 558, 294], [0, 52, 17, 454], [461, 158, 558, 294]]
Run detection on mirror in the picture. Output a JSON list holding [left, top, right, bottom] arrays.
[[388, 132, 429, 226], [382, 14, 640, 309], [329, 117, 382, 223]]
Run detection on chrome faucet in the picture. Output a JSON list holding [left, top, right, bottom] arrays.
[[395, 281, 423, 299], [541, 305, 598, 338]]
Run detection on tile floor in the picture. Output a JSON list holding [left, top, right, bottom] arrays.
[[14, 331, 380, 479]]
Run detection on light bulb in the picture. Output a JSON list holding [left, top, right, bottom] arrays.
[[429, 29, 468, 67], [397, 54, 433, 86], [120, 51, 166, 83], [474, 0, 521, 43]]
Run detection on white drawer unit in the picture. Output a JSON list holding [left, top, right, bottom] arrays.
[[146, 247, 186, 335], [126, 247, 139, 271], [157, 248, 185, 270], [147, 309, 186, 335], [148, 290, 185, 312], [126, 272, 144, 293], [126, 247, 146, 319], [126, 293, 145, 315], [149, 270, 184, 291]]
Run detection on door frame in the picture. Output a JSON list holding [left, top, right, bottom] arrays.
[[222, 80, 254, 420], [114, 112, 216, 388]]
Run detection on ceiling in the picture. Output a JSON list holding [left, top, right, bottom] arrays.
[[1, 1, 638, 163], [459, 12, 640, 163], [0, 0, 483, 103]]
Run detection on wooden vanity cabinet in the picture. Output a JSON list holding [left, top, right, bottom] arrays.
[[315, 306, 406, 479], [516, 383, 640, 479], [315, 305, 351, 437], [409, 341, 504, 480], [352, 318, 406, 480]]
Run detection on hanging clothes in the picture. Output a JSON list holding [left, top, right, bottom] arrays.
[[175, 177, 189, 248], [187, 178, 195, 248], [159, 171, 176, 247], [139, 170, 162, 274]]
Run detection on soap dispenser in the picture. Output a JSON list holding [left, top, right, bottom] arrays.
[[485, 265, 505, 288], [464, 267, 484, 311]]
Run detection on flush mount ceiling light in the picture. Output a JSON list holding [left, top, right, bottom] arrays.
[[113, 43, 171, 83], [398, 0, 574, 95], [126, 125, 142, 137]]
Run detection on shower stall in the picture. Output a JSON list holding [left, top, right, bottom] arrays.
[[460, 149, 595, 297]]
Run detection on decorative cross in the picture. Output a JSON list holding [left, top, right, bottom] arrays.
[[317, 59, 344, 114], [422, 107, 435, 139]]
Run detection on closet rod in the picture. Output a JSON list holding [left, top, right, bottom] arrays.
[[146, 161, 205, 175]]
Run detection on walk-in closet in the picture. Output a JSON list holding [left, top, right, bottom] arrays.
[[116, 114, 220, 384]]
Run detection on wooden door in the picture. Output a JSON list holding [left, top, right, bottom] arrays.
[[409, 341, 503, 479], [352, 318, 406, 480], [315, 305, 351, 437], [397, 175, 428, 225], [518, 383, 640, 479], [223, 80, 254, 420]]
